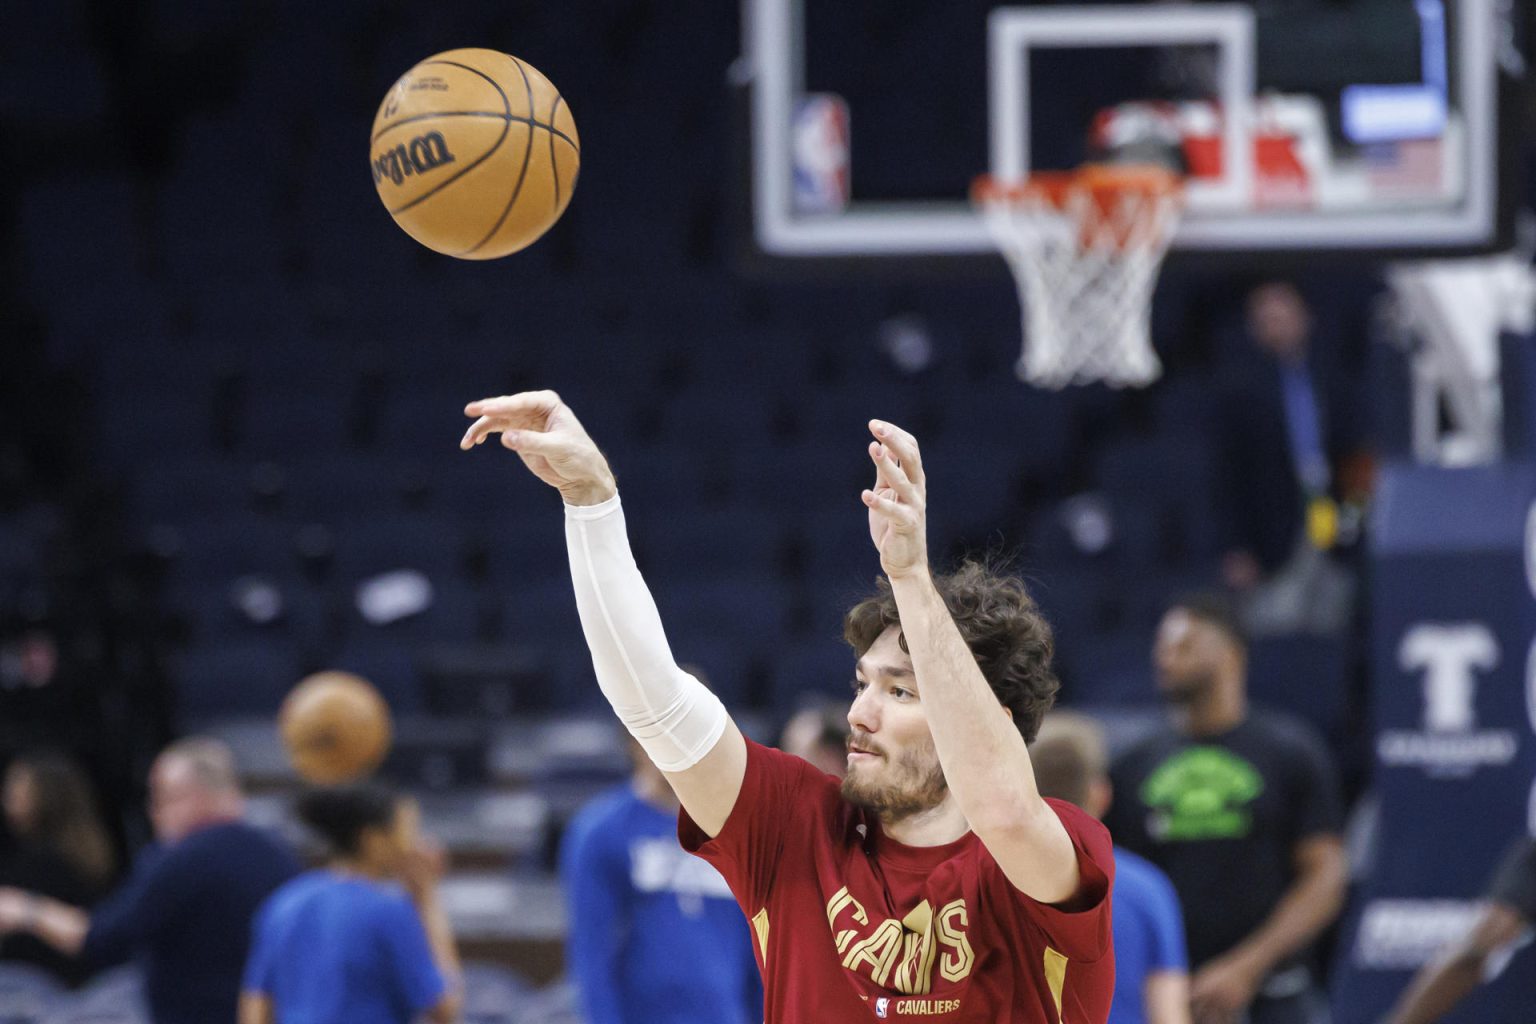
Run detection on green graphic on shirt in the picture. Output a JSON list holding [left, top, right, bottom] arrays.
[[1140, 747, 1264, 841]]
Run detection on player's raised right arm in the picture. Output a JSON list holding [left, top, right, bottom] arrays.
[[461, 392, 747, 837]]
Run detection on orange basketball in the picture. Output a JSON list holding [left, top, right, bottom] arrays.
[[370, 48, 579, 259], [279, 672, 393, 784]]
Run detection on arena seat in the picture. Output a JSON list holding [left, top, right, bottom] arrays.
[[134, 458, 258, 525], [173, 640, 301, 720], [768, 635, 857, 711], [1247, 633, 1353, 742], [329, 636, 424, 713], [163, 518, 304, 588], [1056, 630, 1157, 706], [637, 506, 786, 581]]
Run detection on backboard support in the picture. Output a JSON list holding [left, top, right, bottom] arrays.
[[745, 0, 1519, 261]]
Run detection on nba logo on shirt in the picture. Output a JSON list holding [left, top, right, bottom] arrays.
[[875, 997, 890, 1018]]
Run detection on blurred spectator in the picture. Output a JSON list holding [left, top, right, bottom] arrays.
[[1104, 595, 1347, 1024], [560, 737, 762, 1024], [0, 737, 299, 1024], [1382, 836, 1535, 1024], [240, 784, 461, 1024], [0, 752, 116, 985], [778, 702, 848, 778], [1031, 711, 1191, 1024], [1217, 281, 1372, 631]]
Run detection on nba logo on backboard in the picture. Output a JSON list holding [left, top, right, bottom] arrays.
[[874, 997, 890, 1018], [791, 94, 849, 215]]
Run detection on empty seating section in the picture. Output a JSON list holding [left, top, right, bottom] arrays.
[[0, 0, 1383, 741]]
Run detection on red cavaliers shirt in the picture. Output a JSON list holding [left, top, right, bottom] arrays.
[[679, 739, 1115, 1023]]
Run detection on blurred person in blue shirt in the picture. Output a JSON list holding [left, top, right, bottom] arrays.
[[240, 783, 462, 1024], [0, 737, 300, 1024], [1032, 711, 1192, 1024], [560, 736, 762, 1024]]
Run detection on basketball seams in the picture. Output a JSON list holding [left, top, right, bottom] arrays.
[[420, 60, 513, 117], [381, 60, 515, 216], [459, 53, 539, 256], [372, 111, 578, 151], [548, 95, 564, 209]]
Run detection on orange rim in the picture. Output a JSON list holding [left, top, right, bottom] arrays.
[[971, 164, 1182, 207]]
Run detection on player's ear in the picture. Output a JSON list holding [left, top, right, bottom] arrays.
[[1088, 778, 1114, 820]]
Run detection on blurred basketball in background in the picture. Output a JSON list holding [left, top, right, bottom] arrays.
[[280, 672, 393, 784], [370, 47, 579, 259]]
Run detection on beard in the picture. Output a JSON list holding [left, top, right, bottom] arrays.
[[1158, 668, 1215, 705], [840, 735, 949, 822]]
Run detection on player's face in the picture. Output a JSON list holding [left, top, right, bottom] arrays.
[[1153, 609, 1222, 701], [841, 627, 948, 821]]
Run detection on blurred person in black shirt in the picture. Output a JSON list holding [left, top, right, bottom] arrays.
[[0, 752, 116, 985], [1105, 595, 1348, 1024], [1383, 837, 1535, 1024]]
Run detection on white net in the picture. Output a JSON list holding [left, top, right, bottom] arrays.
[[975, 168, 1181, 389]]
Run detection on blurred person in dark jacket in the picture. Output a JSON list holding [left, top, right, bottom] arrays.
[[1217, 281, 1373, 594]]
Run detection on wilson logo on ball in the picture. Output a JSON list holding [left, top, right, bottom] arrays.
[[370, 131, 456, 187]]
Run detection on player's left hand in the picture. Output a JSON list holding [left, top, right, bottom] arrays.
[[1190, 953, 1262, 1024], [400, 838, 448, 903], [863, 419, 928, 581]]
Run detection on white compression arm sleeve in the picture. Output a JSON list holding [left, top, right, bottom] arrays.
[[564, 493, 729, 772]]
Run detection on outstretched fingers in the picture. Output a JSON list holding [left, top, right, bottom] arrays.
[[460, 416, 498, 449], [459, 391, 563, 450], [868, 420, 925, 489], [500, 427, 564, 456], [862, 486, 921, 528], [868, 441, 923, 507], [463, 391, 561, 420]]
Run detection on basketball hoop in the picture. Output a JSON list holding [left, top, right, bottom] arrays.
[[972, 165, 1182, 389]]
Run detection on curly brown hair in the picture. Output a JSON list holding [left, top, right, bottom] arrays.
[[842, 561, 1060, 743]]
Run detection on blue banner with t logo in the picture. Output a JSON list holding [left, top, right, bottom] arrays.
[[1331, 463, 1536, 1024]]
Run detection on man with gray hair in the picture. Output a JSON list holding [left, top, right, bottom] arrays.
[[0, 737, 299, 1024]]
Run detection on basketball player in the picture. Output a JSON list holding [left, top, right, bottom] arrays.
[[240, 785, 461, 1024], [461, 391, 1114, 1023], [1105, 598, 1345, 1024], [561, 736, 762, 1024]]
